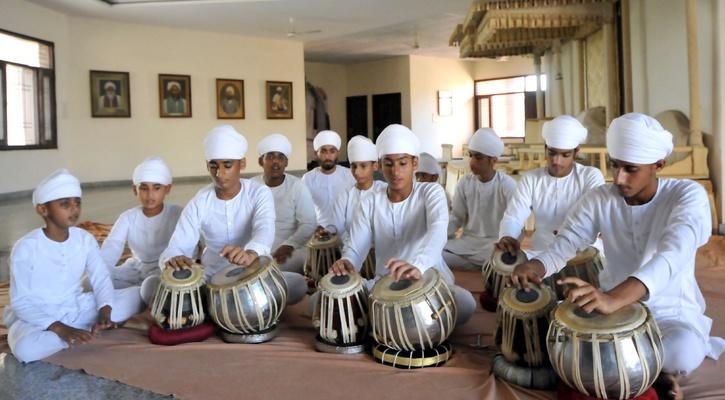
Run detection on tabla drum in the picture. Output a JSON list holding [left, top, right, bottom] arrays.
[[544, 246, 604, 300], [361, 248, 376, 280], [151, 265, 206, 330], [312, 271, 369, 354], [305, 234, 341, 282], [481, 248, 528, 311], [547, 301, 664, 400], [369, 269, 457, 352], [496, 286, 557, 367], [206, 256, 287, 343]]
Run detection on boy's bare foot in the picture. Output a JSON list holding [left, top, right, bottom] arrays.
[[653, 372, 683, 400]]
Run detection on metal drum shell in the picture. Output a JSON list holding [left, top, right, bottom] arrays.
[[206, 257, 288, 334], [369, 269, 457, 352], [546, 302, 664, 400]]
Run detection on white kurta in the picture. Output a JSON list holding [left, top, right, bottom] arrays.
[[159, 179, 275, 277], [251, 174, 317, 272], [301, 166, 355, 221], [101, 204, 182, 288], [445, 171, 517, 264], [498, 163, 605, 254], [319, 180, 387, 246], [535, 179, 724, 362], [5, 228, 143, 362]]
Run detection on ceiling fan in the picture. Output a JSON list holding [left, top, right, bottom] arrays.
[[286, 17, 322, 38]]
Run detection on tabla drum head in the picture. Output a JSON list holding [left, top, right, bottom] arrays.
[[318, 271, 364, 297], [207, 256, 272, 288], [499, 286, 555, 315], [370, 268, 440, 303], [308, 235, 340, 249], [160, 264, 205, 288], [566, 246, 599, 267], [554, 301, 648, 335], [491, 248, 527, 275]]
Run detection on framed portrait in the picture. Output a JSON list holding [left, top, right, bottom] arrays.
[[158, 74, 191, 118], [90, 70, 131, 118], [265, 81, 293, 119], [216, 79, 244, 119]]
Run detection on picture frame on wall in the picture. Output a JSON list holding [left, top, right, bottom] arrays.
[[90, 70, 131, 118], [159, 74, 191, 118], [216, 78, 244, 119], [265, 80, 293, 119]]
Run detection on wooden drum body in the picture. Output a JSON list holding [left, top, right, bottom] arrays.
[[482, 248, 528, 301], [151, 265, 206, 330], [545, 246, 604, 300], [547, 301, 664, 400], [312, 272, 369, 353], [369, 269, 457, 352], [207, 257, 287, 343], [305, 235, 340, 282]]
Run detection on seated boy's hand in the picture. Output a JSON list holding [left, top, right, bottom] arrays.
[[272, 245, 294, 264], [166, 256, 194, 270], [331, 259, 354, 276], [93, 305, 116, 334], [48, 321, 94, 346], [385, 259, 422, 282], [314, 226, 334, 240], [221, 245, 257, 266], [495, 236, 520, 256], [511, 260, 545, 291]]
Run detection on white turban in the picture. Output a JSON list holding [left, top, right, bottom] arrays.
[[104, 81, 116, 91], [167, 81, 180, 91], [257, 133, 292, 158], [541, 115, 588, 149], [347, 136, 377, 162], [417, 152, 441, 175], [375, 124, 420, 158], [606, 113, 673, 164], [32, 169, 82, 206], [203, 125, 248, 161], [132, 156, 172, 186], [468, 128, 504, 157], [313, 130, 341, 151]]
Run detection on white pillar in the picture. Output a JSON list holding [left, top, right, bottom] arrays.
[[686, 0, 703, 146], [534, 54, 544, 119]]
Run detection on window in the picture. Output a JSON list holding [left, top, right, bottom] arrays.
[[0, 29, 56, 150], [474, 74, 546, 138]]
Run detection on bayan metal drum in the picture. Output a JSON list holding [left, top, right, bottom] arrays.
[[312, 271, 369, 354], [545, 246, 604, 300], [207, 256, 287, 343], [547, 301, 664, 400], [151, 265, 206, 330], [305, 234, 341, 282], [481, 248, 528, 312]]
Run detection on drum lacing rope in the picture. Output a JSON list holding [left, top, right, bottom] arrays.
[[189, 287, 204, 327], [591, 333, 606, 398], [572, 328, 589, 396], [634, 327, 650, 397], [614, 333, 631, 400], [151, 286, 169, 326], [552, 324, 575, 390]]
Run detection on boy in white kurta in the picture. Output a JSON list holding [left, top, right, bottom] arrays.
[[5, 170, 143, 363], [251, 133, 316, 273], [443, 128, 516, 269], [101, 157, 182, 291], [316, 135, 386, 246], [302, 130, 355, 221], [497, 115, 605, 257], [330, 124, 476, 325], [153, 125, 307, 305], [511, 113, 725, 398], [415, 152, 451, 210]]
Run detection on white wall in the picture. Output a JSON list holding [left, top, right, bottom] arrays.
[[470, 56, 535, 80], [304, 61, 348, 158], [0, 0, 307, 195], [409, 55, 474, 158]]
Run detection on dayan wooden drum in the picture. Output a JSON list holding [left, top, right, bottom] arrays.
[[547, 301, 664, 400], [151, 264, 206, 330], [312, 271, 369, 354], [481, 248, 528, 311], [544, 246, 604, 300], [206, 256, 288, 343], [305, 234, 341, 282], [361, 248, 376, 280]]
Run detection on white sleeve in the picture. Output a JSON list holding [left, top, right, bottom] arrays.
[[498, 175, 534, 240], [8, 241, 57, 329], [84, 234, 114, 310], [341, 194, 374, 270], [447, 179, 467, 237], [281, 183, 317, 249], [584, 167, 606, 191], [322, 189, 348, 235], [408, 185, 449, 273], [159, 198, 203, 269], [100, 211, 131, 273], [244, 186, 276, 256], [631, 183, 711, 298]]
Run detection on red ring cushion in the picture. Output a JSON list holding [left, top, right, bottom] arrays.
[[557, 382, 658, 400], [148, 322, 216, 346], [479, 290, 498, 313]]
